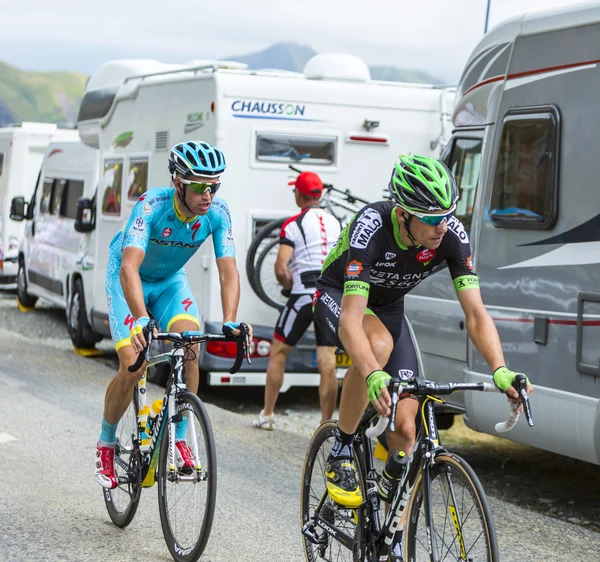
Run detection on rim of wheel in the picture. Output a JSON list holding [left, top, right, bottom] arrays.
[[69, 292, 80, 332]]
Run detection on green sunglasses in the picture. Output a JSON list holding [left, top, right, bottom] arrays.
[[180, 178, 221, 195], [414, 210, 454, 226]]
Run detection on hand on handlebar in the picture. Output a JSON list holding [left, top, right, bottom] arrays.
[[129, 316, 157, 354], [493, 366, 533, 415], [222, 321, 254, 341], [366, 370, 392, 417]]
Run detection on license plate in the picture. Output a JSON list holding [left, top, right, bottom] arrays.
[[335, 352, 352, 368], [312, 351, 353, 368]]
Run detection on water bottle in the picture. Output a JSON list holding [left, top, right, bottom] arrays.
[[138, 405, 150, 451], [146, 399, 163, 437], [377, 451, 408, 503]]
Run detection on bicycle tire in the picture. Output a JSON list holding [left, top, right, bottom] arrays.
[[404, 453, 499, 562], [245, 217, 286, 294], [300, 420, 368, 562], [253, 237, 288, 311], [158, 392, 217, 562], [103, 401, 141, 528]]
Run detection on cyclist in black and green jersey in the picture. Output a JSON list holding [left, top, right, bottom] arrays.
[[312, 154, 533, 508]]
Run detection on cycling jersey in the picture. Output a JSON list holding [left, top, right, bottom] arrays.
[[105, 186, 234, 349], [280, 206, 340, 295], [318, 200, 478, 309], [108, 186, 235, 282]]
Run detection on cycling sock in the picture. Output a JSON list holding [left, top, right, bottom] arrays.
[[330, 427, 354, 459], [175, 416, 188, 442], [99, 418, 118, 446]]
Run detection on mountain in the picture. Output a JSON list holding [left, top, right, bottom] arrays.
[[226, 42, 444, 84], [0, 43, 444, 127], [0, 61, 87, 127]]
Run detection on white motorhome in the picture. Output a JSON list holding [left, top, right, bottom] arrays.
[[0, 122, 73, 287], [75, 53, 455, 388], [11, 133, 101, 347], [405, 3, 600, 465]]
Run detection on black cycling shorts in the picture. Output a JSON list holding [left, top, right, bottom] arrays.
[[274, 293, 334, 347], [312, 285, 420, 382]]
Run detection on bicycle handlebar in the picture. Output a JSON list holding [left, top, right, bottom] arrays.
[[365, 376, 534, 438], [127, 320, 252, 375]]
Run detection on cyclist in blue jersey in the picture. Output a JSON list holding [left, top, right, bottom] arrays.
[[95, 141, 252, 489]]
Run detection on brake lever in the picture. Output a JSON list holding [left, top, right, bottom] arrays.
[[513, 374, 534, 427], [244, 326, 252, 365], [388, 379, 400, 433]]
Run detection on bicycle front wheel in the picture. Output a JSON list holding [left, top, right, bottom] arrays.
[[300, 420, 367, 562], [103, 401, 141, 528], [405, 453, 498, 562], [158, 392, 217, 562]]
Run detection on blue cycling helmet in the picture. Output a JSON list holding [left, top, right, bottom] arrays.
[[168, 141, 226, 178]]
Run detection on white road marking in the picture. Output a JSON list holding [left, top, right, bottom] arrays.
[[0, 432, 17, 444]]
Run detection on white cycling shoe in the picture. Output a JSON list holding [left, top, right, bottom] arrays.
[[253, 410, 275, 430]]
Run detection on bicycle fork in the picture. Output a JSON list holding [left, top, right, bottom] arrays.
[[167, 349, 203, 483]]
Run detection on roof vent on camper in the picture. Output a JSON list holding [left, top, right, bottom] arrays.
[[304, 53, 371, 82]]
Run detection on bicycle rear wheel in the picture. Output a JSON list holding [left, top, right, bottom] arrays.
[[158, 392, 217, 562], [245, 217, 286, 294], [300, 420, 367, 562], [253, 237, 287, 311], [404, 453, 498, 562], [103, 401, 141, 528]]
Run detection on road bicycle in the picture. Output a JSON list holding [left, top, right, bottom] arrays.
[[301, 375, 534, 562], [245, 165, 370, 311], [103, 320, 251, 562]]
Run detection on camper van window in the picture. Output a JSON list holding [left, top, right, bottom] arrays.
[[62, 180, 84, 220], [0, 152, 4, 176], [446, 137, 482, 235], [127, 159, 149, 201], [256, 134, 336, 165], [50, 179, 67, 217], [77, 87, 118, 122], [40, 179, 54, 215], [102, 160, 123, 216], [490, 109, 559, 229]]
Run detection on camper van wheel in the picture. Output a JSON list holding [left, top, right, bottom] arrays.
[[17, 257, 38, 308], [68, 278, 102, 349], [245, 218, 286, 294]]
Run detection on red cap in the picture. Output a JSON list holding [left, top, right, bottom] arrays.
[[292, 171, 323, 197]]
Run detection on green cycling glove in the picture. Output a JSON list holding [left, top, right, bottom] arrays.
[[493, 366, 531, 392], [366, 370, 391, 403]]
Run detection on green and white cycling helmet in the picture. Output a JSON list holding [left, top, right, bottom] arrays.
[[388, 154, 458, 213]]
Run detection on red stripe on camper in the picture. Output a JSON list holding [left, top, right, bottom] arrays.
[[463, 58, 600, 97]]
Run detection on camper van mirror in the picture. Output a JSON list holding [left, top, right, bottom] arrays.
[[74, 197, 95, 233], [9, 197, 26, 222]]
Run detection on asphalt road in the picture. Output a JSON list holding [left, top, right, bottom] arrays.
[[0, 292, 599, 561]]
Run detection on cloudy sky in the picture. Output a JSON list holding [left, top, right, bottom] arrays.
[[0, 0, 592, 82]]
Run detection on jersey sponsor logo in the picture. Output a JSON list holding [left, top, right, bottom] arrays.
[[370, 270, 431, 289], [124, 314, 135, 330], [150, 238, 202, 248], [143, 203, 152, 215], [343, 281, 369, 296], [454, 275, 479, 290], [447, 217, 469, 244], [162, 227, 172, 238], [312, 289, 321, 309], [375, 261, 396, 267], [182, 298, 193, 312], [416, 249, 436, 264], [345, 260, 364, 278], [148, 195, 169, 206], [466, 254, 474, 271], [319, 291, 341, 318], [350, 208, 382, 249], [191, 220, 201, 241], [326, 318, 336, 333], [385, 252, 396, 260], [133, 217, 146, 233], [398, 369, 413, 380]]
